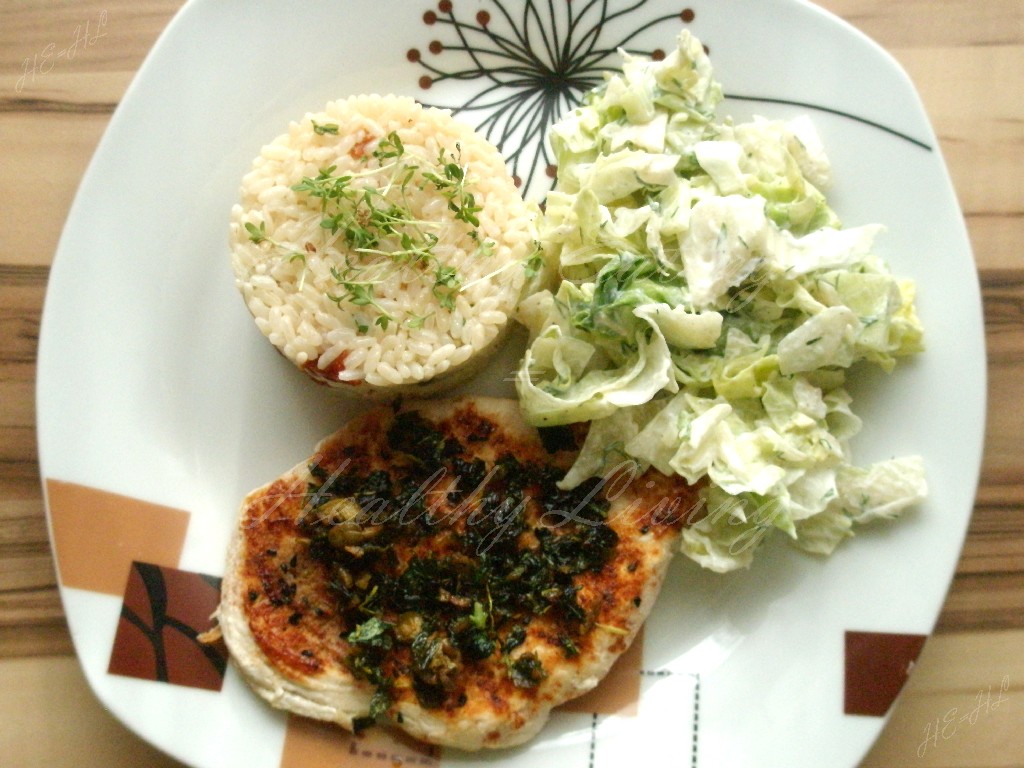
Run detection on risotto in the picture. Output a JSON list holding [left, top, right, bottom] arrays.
[[229, 95, 537, 393]]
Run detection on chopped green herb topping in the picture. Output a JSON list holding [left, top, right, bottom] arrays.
[[508, 652, 548, 689], [311, 120, 340, 135], [298, 412, 616, 718]]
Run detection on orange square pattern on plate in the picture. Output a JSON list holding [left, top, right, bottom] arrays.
[[45, 479, 190, 596]]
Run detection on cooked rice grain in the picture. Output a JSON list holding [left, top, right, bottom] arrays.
[[229, 95, 535, 392]]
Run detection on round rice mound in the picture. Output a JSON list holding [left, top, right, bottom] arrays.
[[229, 94, 535, 394]]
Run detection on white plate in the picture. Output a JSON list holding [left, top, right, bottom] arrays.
[[37, 1, 985, 767]]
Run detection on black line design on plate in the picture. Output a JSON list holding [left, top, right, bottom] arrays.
[[724, 93, 933, 151], [118, 562, 227, 683], [638, 669, 702, 766], [588, 711, 599, 768], [411, 0, 696, 191], [120, 570, 168, 682], [407, 1, 932, 193], [691, 671, 701, 768]]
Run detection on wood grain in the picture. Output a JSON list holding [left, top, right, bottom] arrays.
[[0, 1, 1021, 767], [0, 656, 182, 767], [816, 0, 1022, 47]]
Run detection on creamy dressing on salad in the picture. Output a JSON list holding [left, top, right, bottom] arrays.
[[516, 30, 926, 572]]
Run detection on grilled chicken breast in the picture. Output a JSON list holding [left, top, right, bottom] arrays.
[[218, 397, 698, 750]]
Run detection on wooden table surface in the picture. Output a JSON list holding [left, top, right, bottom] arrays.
[[1, 1, 1021, 766]]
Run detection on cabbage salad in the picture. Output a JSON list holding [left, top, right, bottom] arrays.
[[516, 30, 926, 572]]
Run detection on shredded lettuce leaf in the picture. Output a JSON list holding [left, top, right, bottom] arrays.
[[516, 30, 926, 571]]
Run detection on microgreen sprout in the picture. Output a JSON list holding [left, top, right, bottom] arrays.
[[311, 120, 340, 135], [244, 220, 309, 289], [523, 246, 545, 279], [327, 278, 395, 333], [407, 312, 433, 330], [244, 220, 268, 244], [433, 264, 461, 310], [372, 132, 404, 161], [421, 143, 483, 228]]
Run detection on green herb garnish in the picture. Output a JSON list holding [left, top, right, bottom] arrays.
[[311, 120, 340, 135], [295, 413, 616, 712]]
